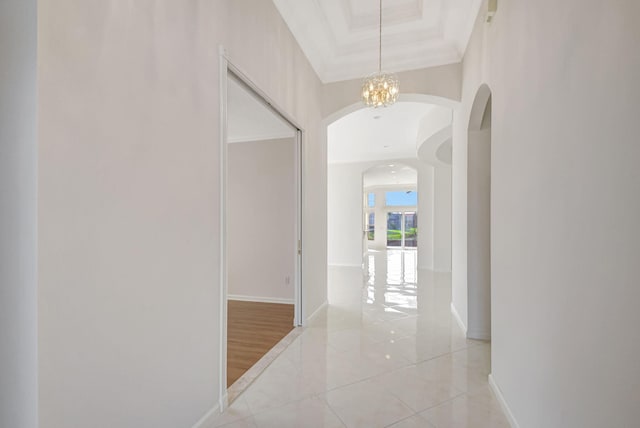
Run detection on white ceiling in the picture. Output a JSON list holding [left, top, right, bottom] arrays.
[[273, 0, 483, 82], [227, 74, 295, 143], [363, 163, 417, 187], [328, 101, 450, 164]]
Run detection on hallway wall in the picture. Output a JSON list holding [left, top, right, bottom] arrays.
[[37, 1, 324, 427], [0, 1, 38, 427], [452, 0, 640, 426]]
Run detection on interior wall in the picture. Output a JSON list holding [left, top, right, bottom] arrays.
[[417, 165, 435, 270], [466, 121, 491, 340], [322, 64, 463, 118], [327, 162, 371, 267], [37, 1, 325, 427], [228, 138, 296, 302], [433, 167, 452, 272], [0, 1, 38, 427], [452, 1, 640, 426]]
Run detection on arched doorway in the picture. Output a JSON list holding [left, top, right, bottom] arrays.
[[467, 84, 492, 340]]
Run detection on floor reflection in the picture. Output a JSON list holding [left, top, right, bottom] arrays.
[[214, 249, 508, 428]]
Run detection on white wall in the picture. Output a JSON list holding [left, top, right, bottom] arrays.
[[322, 64, 462, 118], [327, 163, 370, 267], [37, 1, 325, 427], [433, 167, 452, 272], [0, 1, 38, 427], [228, 139, 296, 302], [452, 1, 640, 426], [417, 165, 435, 270], [466, 121, 491, 340]]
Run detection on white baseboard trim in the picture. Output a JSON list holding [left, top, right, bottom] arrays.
[[305, 300, 328, 325], [328, 263, 361, 268], [450, 302, 467, 335], [191, 402, 221, 428], [228, 294, 294, 305], [488, 374, 520, 428]]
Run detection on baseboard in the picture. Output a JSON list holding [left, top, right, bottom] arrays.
[[450, 302, 467, 335], [305, 300, 328, 325], [488, 374, 520, 428], [191, 402, 221, 428], [228, 294, 294, 305], [328, 263, 361, 268]]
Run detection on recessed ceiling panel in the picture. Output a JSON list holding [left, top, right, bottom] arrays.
[[273, 0, 483, 82]]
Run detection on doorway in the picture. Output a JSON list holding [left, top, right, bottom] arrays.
[[467, 84, 492, 341], [386, 211, 417, 248], [220, 61, 304, 399], [361, 164, 418, 259]]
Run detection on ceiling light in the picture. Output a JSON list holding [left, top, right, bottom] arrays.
[[361, 0, 399, 108]]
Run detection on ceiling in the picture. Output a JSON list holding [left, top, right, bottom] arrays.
[[363, 163, 417, 187], [273, 0, 483, 82], [227, 74, 295, 143], [328, 101, 450, 164]]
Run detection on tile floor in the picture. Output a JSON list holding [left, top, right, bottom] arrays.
[[209, 250, 510, 428]]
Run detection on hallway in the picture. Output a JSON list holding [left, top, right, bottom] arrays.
[[211, 250, 509, 427]]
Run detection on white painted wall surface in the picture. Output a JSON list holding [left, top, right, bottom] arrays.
[[433, 167, 452, 272], [228, 139, 296, 302], [0, 1, 38, 427], [452, 1, 640, 426], [417, 165, 435, 270], [37, 1, 325, 427], [328, 163, 368, 267], [322, 65, 462, 119], [466, 125, 491, 340]]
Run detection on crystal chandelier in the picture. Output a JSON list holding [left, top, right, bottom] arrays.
[[362, 0, 399, 108]]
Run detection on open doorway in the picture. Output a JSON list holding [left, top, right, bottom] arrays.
[[221, 67, 303, 394], [467, 84, 492, 341], [362, 163, 418, 254]]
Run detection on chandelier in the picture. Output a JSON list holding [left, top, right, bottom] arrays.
[[362, 0, 399, 108]]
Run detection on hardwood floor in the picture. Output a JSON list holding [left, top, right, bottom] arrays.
[[227, 300, 294, 387]]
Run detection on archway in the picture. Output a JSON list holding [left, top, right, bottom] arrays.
[[325, 96, 454, 271], [467, 84, 492, 340]]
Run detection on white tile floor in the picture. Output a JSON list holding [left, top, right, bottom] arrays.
[[209, 250, 510, 428]]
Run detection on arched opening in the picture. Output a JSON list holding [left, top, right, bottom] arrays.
[[467, 84, 492, 340], [363, 163, 418, 253], [325, 97, 453, 273]]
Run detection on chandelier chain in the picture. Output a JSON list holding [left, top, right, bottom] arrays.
[[379, 0, 382, 72], [361, 0, 399, 107]]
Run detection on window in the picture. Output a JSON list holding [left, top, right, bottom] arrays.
[[367, 192, 375, 208], [385, 190, 417, 206]]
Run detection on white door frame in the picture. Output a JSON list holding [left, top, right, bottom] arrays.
[[218, 47, 304, 410]]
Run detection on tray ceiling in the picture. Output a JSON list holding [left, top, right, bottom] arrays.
[[273, 0, 483, 83]]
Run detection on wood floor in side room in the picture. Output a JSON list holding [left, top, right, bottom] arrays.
[[227, 300, 294, 387]]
